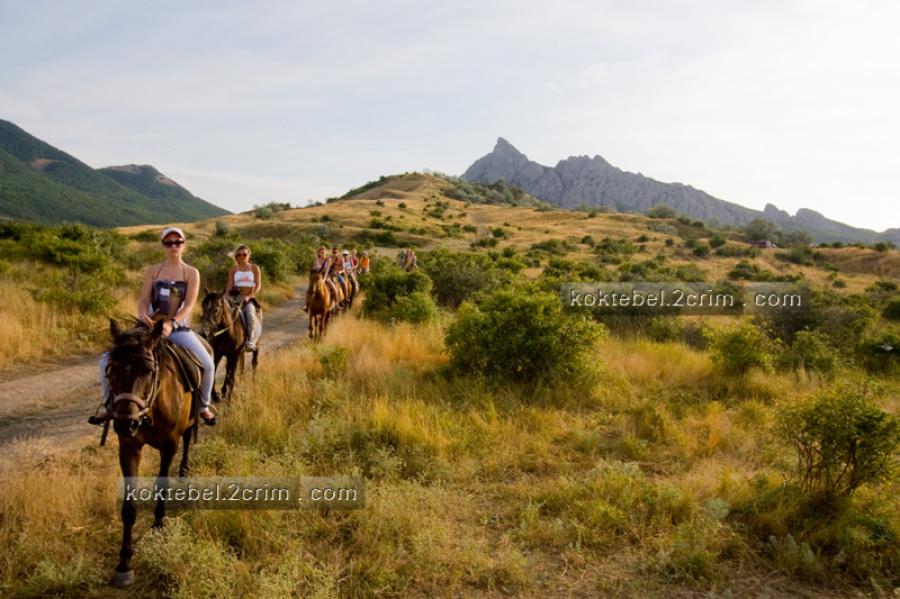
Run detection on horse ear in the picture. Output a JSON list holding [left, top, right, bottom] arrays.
[[203, 284, 210, 295], [149, 319, 165, 342], [109, 318, 122, 339]]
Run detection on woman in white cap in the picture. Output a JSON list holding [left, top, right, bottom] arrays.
[[89, 226, 217, 425]]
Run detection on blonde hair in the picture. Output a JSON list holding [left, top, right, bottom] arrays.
[[233, 244, 251, 259]]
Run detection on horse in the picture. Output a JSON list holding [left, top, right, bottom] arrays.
[[308, 269, 337, 340], [198, 289, 258, 402], [105, 318, 198, 587]]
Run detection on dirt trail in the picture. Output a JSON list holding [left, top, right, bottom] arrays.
[[0, 286, 308, 463]]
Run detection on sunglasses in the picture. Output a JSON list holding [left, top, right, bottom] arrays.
[[236, 252, 248, 257], [162, 239, 185, 247]]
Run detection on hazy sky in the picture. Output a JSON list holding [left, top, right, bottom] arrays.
[[1, 0, 898, 231]]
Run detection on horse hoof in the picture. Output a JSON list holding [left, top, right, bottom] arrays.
[[110, 569, 135, 588]]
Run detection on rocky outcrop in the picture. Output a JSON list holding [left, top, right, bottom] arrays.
[[463, 138, 896, 243]]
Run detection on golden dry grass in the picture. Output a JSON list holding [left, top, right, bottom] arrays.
[[0, 279, 136, 369], [2, 313, 896, 597]]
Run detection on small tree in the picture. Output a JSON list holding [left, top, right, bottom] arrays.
[[710, 321, 773, 376], [777, 384, 900, 504]]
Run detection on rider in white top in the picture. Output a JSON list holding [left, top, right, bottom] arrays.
[[226, 244, 262, 352]]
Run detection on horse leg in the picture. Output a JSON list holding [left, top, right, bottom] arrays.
[[112, 442, 142, 586], [153, 440, 177, 529], [223, 352, 238, 401], [252, 348, 259, 371], [212, 351, 223, 403], [178, 427, 192, 478]]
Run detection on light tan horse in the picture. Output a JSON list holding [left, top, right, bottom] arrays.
[[308, 269, 337, 340]]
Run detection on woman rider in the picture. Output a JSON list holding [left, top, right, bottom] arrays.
[[330, 246, 347, 290], [342, 249, 358, 293], [359, 251, 370, 274], [304, 245, 339, 312], [225, 244, 262, 352], [89, 227, 217, 425]]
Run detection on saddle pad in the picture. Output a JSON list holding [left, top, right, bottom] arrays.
[[162, 339, 204, 392]]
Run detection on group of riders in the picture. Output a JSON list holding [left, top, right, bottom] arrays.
[[87, 227, 374, 430], [303, 245, 370, 314]]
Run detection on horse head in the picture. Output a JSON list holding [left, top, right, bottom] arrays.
[[107, 319, 164, 437], [199, 289, 231, 338]]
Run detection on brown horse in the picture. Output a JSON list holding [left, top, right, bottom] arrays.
[[106, 319, 198, 587], [199, 289, 258, 401], [333, 273, 353, 311], [308, 269, 337, 340]]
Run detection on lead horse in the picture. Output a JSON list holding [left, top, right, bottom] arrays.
[[106, 319, 198, 587]]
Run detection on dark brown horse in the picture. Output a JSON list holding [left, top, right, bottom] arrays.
[[308, 269, 338, 339], [106, 319, 197, 587], [198, 289, 258, 402]]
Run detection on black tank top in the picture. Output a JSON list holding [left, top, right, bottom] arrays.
[[150, 264, 188, 321]]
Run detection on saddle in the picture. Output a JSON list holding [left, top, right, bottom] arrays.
[[161, 336, 209, 393]]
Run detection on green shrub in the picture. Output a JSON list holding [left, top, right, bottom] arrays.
[[645, 317, 713, 350], [392, 291, 438, 323], [856, 330, 900, 374], [883, 299, 900, 321], [710, 321, 773, 376], [214, 220, 233, 237], [647, 205, 677, 218], [418, 249, 516, 308], [776, 383, 900, 504], [444, 288, 604, 386], [776, 330, 837, 376], [362, 265, 434, 322]]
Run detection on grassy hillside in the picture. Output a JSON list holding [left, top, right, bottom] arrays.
[[0, 172, 897, 597], [0, 119, 229, 226]]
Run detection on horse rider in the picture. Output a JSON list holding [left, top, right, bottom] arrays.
[[342, 249, 358, 293], [225, 244, 262, 352], [358, 251, 370, 275], [330, 245, 348, 290], [404, 249, 417, 271], [304, 245, 339, 312], [89, 227, 216, 426]]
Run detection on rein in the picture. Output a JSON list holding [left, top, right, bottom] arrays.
[[109, 348, 161, 423], [206, 296, 242, 339]]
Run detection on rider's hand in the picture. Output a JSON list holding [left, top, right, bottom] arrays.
[[162, 320, 174, 337]]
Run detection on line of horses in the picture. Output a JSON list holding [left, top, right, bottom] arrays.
[[307, 268, 358, 340], [101, 269, 357, 587]]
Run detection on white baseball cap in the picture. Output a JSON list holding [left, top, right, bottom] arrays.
[[160, 226, 185, 241]]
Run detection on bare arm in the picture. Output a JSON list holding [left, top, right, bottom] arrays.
[[136, 265, 155, 326]]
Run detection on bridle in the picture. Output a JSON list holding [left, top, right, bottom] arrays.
[[202, 294, 240, 339], [108, 348, 161, 426]]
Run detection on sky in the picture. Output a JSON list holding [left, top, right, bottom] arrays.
[[1, 0, 898, 231]]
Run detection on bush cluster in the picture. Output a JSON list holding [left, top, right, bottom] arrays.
[[445, 287, 604, 387]]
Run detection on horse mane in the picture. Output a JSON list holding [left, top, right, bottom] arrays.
[[107, 320, 157, 364]]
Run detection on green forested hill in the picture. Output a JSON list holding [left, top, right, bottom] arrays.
[[99, 164, 227, 218], [0, 119, 229, 226]]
